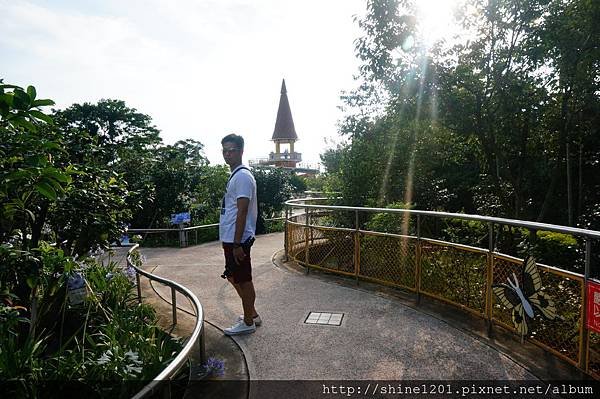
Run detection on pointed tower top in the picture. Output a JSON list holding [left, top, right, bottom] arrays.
[[272, 78, 298, 141], [280, 79, 287, 94]]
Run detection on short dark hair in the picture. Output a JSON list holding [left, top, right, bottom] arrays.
[[221, 134, 244, 150]]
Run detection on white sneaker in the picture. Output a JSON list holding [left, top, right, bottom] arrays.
[[224, 320, 256, 336], [237, 314, 262, 326]]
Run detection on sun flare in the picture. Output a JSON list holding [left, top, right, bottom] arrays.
[[415, 0, 461, 47]]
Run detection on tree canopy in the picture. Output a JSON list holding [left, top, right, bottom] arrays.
[[324, 0, 599, 229]]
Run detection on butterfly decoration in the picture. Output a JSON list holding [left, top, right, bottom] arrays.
[[492, 256, 557, 337]]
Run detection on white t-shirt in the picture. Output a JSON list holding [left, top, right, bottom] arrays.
[[219, 165, 258, 243]]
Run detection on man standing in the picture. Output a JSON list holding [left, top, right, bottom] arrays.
[[220, 134, 261, 335]]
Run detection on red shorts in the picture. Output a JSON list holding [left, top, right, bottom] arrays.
[[223, 243, 252, 284]]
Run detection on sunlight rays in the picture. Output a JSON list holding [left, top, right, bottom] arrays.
[[415, 0, 462, 48], [378, 32, 434, 246], [377, 67, 418, 207]]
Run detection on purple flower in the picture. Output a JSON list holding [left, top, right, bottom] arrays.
[[123, 265, 137, 282], [67, 273, 85, 290], [203, 357, 225, 377]]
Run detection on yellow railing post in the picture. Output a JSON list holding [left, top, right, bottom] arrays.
[[304, 206, 310, 274], [283, 197, 600, 378], [579, 238, 591, 371], [354, 210, 360, 285], [310, 211, 314, 246], [416, 214, 422, 304], [485, 222, 494, 337]]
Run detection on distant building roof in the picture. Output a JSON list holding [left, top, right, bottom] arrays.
[[272, 79, 298, 141]]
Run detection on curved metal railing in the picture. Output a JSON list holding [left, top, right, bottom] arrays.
[[284, 197, 600, 379], [126, 244, 205, 399], [129, 217, 286, 247]]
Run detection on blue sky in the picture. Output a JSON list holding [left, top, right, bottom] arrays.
[[1, 0, 365, 166]]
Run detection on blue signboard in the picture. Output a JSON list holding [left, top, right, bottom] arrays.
[[170, 212, 191, 225]]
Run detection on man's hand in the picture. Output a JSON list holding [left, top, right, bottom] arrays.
[[233, 246, 246, 265], [233, 197, 250, 265]]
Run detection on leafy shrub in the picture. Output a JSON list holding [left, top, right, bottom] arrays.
[[265, 219, 285, 233], [532, 231, 580, 272], [138, 233, 180, 248], [440, 219, 488, 247], [253, 166, 294, 219], [0, 304, 46, 381], [1, 248, 182, 398], [365, 201, 412, 235]]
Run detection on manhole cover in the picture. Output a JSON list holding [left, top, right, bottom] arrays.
[[304, 312, 344, 326]]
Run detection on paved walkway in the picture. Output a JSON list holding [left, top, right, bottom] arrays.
[[137, 232, 546, 382]]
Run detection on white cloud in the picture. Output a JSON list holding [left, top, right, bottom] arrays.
[[1, 0, 365, 166]]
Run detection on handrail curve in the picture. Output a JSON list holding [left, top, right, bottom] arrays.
[[285, 198, 600, 239], [126, 244, 205, 399], [284, 197, 600, 379]]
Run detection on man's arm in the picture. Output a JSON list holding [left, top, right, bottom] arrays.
[[233, 197, 250, 264]]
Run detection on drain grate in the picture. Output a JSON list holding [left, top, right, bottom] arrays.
[[304, 312, 344, 326]]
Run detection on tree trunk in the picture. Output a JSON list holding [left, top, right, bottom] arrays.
[[566, 142, 573, 226], [30, 202, 49, 250], [537, 163, 560, 222], [514, 190, 520, 219]]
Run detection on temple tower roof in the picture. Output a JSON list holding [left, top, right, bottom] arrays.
[[271, 79, 298, 141]]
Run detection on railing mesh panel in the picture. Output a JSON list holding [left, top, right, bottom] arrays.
[[590, 332, 600, 378], [305, 227, 355, 274], [284, 203, 598, 378], [287, 223, 306, 262], [359, 233, 417, 290], [420, 242, 487, 314], [492, 256, 583, 365]]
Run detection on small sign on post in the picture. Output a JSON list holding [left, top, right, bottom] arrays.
[[587, 279, 600, 334], [170, 212, 191, 225], [171, 212, 191, 247], [67, 273, 88, 306]]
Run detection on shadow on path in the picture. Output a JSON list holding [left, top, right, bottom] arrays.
[[137, 233, 552, 382]]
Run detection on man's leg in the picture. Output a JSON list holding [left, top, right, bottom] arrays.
[[238, 281, 257, 325], [227, 278, 258, 323], [224, 244, 259, 331], [228, 277, 243, 297]]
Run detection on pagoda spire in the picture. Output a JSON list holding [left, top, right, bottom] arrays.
[[272, 78, 298, 140]]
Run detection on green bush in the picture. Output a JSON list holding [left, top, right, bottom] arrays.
[[0, 305, 46, 382], [532, 231, 580, 271], [365, 201, 412, 235], [0, 247, 182, 398], [138, 233, 181, 247], [265, 219, 285, 233], [440, 219, 488, 247]]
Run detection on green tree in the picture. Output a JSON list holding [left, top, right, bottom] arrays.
[[0, 81, 70, 250], [129, 140, 212, 228], [0, 81, 72, 324], [54, 99, 162, 227], [526, 0, 600, 225], [252, 167, 295, 219], [49, 167, 130, 255], [329, 0, 599, 230], [289, 173, 307, 195], [193, 164, 230, 225], [55, 99, 161, 165]]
